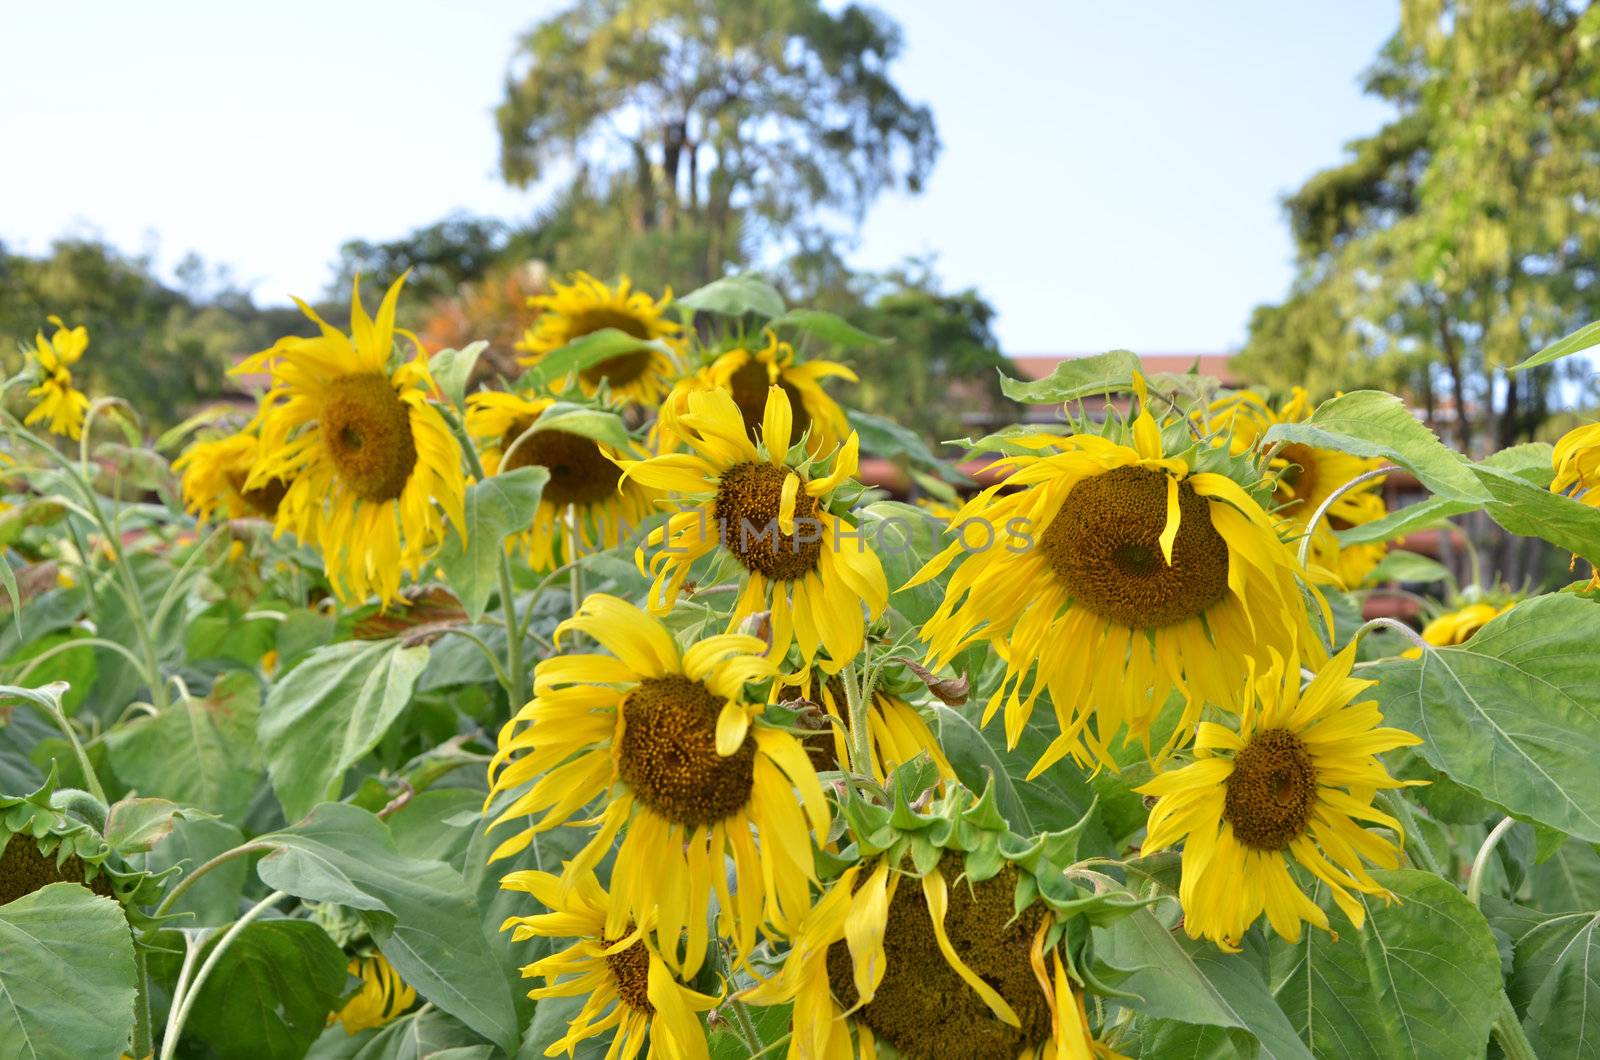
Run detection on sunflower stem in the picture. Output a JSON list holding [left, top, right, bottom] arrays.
[[14, 687, 107, 804], [1468, 815, 1518, 907], [497, 551, 528, 708], [1491, 989, 1538, 1060], [1295, 465, 1396, 569], [152, 842, 274, 920], [131, 944, 154, 1059], [841, 663, 874, 779], [728, 994, 764, 1053], [159, 890, 287, 1060], [439, 401, 529, 707], [1380, 789, 1448, 878], [1352, 616, 1430, 654]]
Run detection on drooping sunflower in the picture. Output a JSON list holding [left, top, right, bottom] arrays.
[[1137, 642, 1421, 950], [741, 779, 1133, 1060], [621, 385, 887, 673], [485, 593, 829, 977], [500, 866, 718, 1059], [233, 275, 466, 607], [334, 954, 416, 1034], [465, 391, 657, 570], [173, 430, 289, 523], [780, 667, 953, 783], [23, 315, 91, 440], [658, 330, 856, 456], [1401, 599, 1515, 659], [517, 272, 682, 406], [1205, 387, 1389, 588], [908, 377, 1325, 769]]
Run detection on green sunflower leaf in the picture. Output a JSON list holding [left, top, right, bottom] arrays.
[[0, 882, 137, 1060], [428, 341, 487, 410], [1268, 870, 1504, 1059], [256, 802, 520, 1055], [174, 918, 349, 1060], [515, 329, 676, 393], [997, 348, 1141, 405], [1366, 593, 1600, 842], [1098, 903, 1310, 1057], [522, 402, 633, 451], [1262, 390, 1489, 503], [1485, 896, 1600, 1058], [769, 307, 886, 348], [259, 640, 429, 822], [434, 466, 549, 621], [1511, 317, 1600, 372], [104, 670, 261, 826], [677, 274, 786, 319]]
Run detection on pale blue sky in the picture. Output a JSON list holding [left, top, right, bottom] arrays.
[[0, 1, 1395, 354]]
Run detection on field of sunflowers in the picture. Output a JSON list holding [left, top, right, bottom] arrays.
[[6, 269, 1600, 1060]]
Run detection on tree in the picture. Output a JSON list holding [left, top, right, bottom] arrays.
[[331, 214, 517, 306], [805, 258, 1015, 446], [1234, 0, 1600, 457], [0, 239, 303, 429], [495, 0, 939, 284]]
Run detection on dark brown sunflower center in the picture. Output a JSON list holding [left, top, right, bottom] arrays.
[[1224, 728, 1317, 851], [225, 470, 289, 519], [1040, 464, 1229, 629], [825, 861, 1052, 1059], [498, 418, 622, 508], [566, 309, 655, 388], [1275, 443, 1320, 510], [0, 834, 115, 905], [320, 372, 418, 503], [713, 462, 822, 581], [603, 931, 655, 1016], [728, 360, 811, 444], [616, 674, 755, 827]]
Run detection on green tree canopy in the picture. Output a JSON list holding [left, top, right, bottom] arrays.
[[496, 0, 939, 284], [1234, 0, 1600, 455], [0, 239, 305, 429]]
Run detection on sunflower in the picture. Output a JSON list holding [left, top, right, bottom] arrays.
[[780, 668, 953, 782], [659, 331, 856, 456], [485, 593, 829, 977], [743, 856, 1122, 1060], [517, 272, 682, 406], [465, 390, 657, 570], [173, 430, 288, 523], [334, 954, 416, 1034], [1554, 420, 1600, 507], [1205, 387, 1389, 588], [1137, 642, 1421, 950], [621, 385, 887, 673], [500, 866, 718, 1059], [1400, 599, 1515, 659], [233, 275, 466, 607], [23, 316, 91, 440], [907, 376, 1324, 769]]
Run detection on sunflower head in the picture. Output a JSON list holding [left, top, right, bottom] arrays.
[[743, 767, 1139, 1058], [23, 316, 91, 440], [1204, 387, 1389, 589], [1137, 643, 1422, 949], [909, 372, 1327, 768], [233, 274, 466, 607], [173, 429, 288, 523], [516, 272, 682, 406], [333, 953, 416, 1034], [485, 593, 830, 976], [1, 770, 172, 913], [659, 329, 858, 456], [498, 866, 718, 1059], [624, 383, 887, 672], [1399, 597, 1517, 658], [465, 390, 657, 570]]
